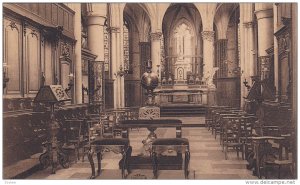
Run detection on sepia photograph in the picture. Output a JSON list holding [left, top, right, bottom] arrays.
[[1, 0, 298, 183]]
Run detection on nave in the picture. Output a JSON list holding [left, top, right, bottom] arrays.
[[25, 117, 257, 180], [2, 2, 297, 181]]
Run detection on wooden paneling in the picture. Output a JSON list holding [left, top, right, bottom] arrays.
[[105, 81, 114, 109], [68, 13, 73, 31], [6, 3, 75, 38], [281, 57, 289, 98], [125, 80, 141, 107], [25, 26, 40, 94], [275, 18, 291, 102], [31, 3, 39, 14], [58, 7, 64, 26], [45, 3, 52, 20], [4, 17, 22, 95], [51, 4, 58, 25], [64, 11, 69, 30], [44, 40, 53, 85], [215, 77, 240, 107], [38, 3, 46, 19]]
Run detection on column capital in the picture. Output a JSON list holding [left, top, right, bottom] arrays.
[[150, 32, 162, 41], [254, 8, 273, 20], [87, 15, 106, 26], [201, 31, 215, 42]]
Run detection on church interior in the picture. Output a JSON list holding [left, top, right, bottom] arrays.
[[2, 2, 298, 180]]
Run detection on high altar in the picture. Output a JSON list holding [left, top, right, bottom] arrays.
[[155, 81, 216, 106], [154, 55, 217, 106], [154, 22, 217, 106]]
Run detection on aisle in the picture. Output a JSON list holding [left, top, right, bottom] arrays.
[[26, 117, 257, 180]]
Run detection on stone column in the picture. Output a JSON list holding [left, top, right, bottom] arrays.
[[73, 4, 82, 104], [243, 22, 256, 78], [150, 32, 162, 80], [87, 9, 106, 105], [118, 25, 125, 108], [201, 30, 217, 88], [239, 3, 256, 108], [109, 27, 121, 108], [239, 21, 256, 108], [202, 30, 216, 106], [255, 4, 274, 80], [273, 4, 280, 99]]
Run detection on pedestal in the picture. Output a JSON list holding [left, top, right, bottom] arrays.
[[207, 87, 217, 106]]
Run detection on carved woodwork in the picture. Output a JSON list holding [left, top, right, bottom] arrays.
[[274, 17, 292, 103]]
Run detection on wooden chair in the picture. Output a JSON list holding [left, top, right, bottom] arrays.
[[223, 118, 244, 160], [220, 116, 240, 151], [64, 119, 89, 162], [214, 109, 238, 139], [239, 116, 257, 160], [82, 117, 102, 162]]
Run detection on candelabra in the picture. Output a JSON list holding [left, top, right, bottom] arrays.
[[114, 65, 129, 77]]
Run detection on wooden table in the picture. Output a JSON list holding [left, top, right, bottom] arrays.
[[117, 119, 183, 171]]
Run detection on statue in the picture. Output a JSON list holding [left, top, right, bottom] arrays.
[[204, 67, 219, 88]]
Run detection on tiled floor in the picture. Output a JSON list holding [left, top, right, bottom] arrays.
[[26, 117, 258, 180]]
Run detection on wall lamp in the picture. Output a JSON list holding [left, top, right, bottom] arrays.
[[114, 64, 129, 77]]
